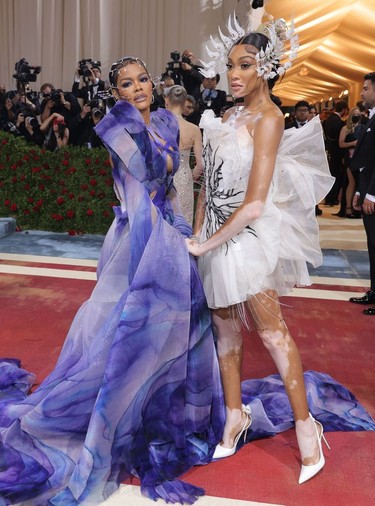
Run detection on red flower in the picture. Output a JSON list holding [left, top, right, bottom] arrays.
[[68, 167, 76, 174], [57, 197, 65, 205], [68, 192, 75, 200], [39, 184, 45, 190], [36, 199, 43, 206], [62, 159, 69, 166], [10, 203, 17, 211], [104, 159, 111, 166], [66, 210, 75, 218], [103, 210, 110, 217], [11, 164, 17, 170], [51, 213, 64, 221], [99, 169, 107, 176], [28, 197, 34, 203], [86, 209, 94, 216], [12, 176, 17, 183], [89, 179, 97, 186], [24, 184, 30, 190], [4, 199, 10, 206], [1, 139, 8, 145], [89, 190, 96, 196], [20, 174, 26, 181], [85, 158, 92, 165], [81, 184, 88, 190], [32, 166, 42, 173], [23, 155, 30, 161], [24, 209, 30, 215]]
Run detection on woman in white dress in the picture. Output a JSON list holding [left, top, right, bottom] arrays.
[[165, 85, 203, 225], [186, 22, 334, 484]]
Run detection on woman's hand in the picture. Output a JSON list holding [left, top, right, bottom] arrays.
[[185, 237, 204, 257]]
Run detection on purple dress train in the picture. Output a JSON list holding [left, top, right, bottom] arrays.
[[0, 101, 374, 506]]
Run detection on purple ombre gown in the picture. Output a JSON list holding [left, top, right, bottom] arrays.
[[0, 101, 374, 506]]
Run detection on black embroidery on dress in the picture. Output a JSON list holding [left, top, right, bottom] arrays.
[[203, 140, 257, 255]]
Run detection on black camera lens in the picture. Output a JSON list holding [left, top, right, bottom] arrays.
[[51, 90, 62, 102], [92, 107, 103, 119], [170, 51, 180, 62]]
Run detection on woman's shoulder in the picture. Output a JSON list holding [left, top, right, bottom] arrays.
[[180, 117, 200, 134]]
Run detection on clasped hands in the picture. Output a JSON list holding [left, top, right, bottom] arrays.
[[185, 235, 204, 257]]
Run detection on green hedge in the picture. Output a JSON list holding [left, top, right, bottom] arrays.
[[0, 132, 118, 234]]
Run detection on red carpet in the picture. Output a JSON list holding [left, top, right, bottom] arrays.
[[0, 263, 374, 505]]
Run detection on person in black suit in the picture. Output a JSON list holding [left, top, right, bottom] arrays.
[[285, 100, 310, 129], [197, 74, 227, 120], [323, 100, 349, 206], [349, 72, 375, 314], [179, 49, 205, 100], [72, 63, 106, 105]]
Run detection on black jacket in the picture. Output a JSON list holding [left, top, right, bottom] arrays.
[[351, 115, 375, 200]]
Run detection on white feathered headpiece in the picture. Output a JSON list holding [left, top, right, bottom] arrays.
[[200, 4, 299, 81]]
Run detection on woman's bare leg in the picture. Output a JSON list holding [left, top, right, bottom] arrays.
[[212, 307, 249, 448], [345, 167, 356, 214], [246, 290, 319, 466]]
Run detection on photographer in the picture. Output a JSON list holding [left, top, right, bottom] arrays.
[[68, 99, 104, 148], [196, 74, 227, 120], [165, 49, 203, 99], [72, 59, 106, 105], [14, 110, 44, 146], [40, 83, 80, 124], [40, 112, 69, 151], [12, 58, 42, 113]]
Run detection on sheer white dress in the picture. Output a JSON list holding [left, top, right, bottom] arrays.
[[198, 109, 334, 309]]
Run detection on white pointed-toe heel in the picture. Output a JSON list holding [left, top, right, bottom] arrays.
[[298, 413, 331, 484], [213, 404, 252, 460]]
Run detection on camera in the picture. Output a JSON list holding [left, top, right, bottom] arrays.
[[87, 98, 105, 119], [166, 51, 191, 84], [78, 59, 102, 78], [92, 108, 103, 119], [167, 51, 191, 72], [13, 58, 41, 84], [51, 89, 63, 103]]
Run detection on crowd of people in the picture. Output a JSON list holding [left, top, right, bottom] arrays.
[[0, 50, 233, 152], [1, 4, 375, 505]]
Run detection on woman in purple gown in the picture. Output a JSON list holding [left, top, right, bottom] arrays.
[[0, 57, 224, 505], [0, 55, 374, 506]]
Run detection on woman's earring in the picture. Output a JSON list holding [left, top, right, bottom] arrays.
[[151, 94, 155, 104]]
